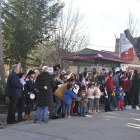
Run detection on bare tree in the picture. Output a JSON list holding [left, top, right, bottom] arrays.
[[27, 1, 89, 69], [0, 0, 5, 85], [127, 11, 139, 37], [124, 29, 140, 60], [51, 1, 90, 68]]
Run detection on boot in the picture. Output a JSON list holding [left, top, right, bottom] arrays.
[[25, 114, 32, 120], [28, 114, 34, 120], [18, 115, 25, 122], [0, 124, 3, 129]]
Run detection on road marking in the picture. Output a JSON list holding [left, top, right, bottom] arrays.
[[105, 119, 110, 120], [127, 123, 140, 129], [130, 118, 140, 121], [127, 123, 140, 127], [85, 115, 93, 117], [106, 112, 121, 115], [128, 113, 140, 116]]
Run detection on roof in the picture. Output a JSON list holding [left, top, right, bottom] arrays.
[[61, 48, 130, 63]]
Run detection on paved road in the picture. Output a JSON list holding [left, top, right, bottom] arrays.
[[1, 109, 140, 140]]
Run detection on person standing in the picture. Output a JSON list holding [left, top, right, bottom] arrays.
[[112, 71, 120, 110], [49, 74, 58, 119], [5, 64, 22, 124], [63, 83, 79, 118], [121, 74, 130, 109], [53, 78, 75, 119], [105, 71, 113, 112], [34, 66, 56, 123], [83, 68, 88, 78], [116, 86, 125, 111], [98, 72, 105, 105], [25, 70, 36, 120], [90, 71, 99, 84], [79, 91, 88, 117], [129, 70, 140, 110], [18, 73, 27, 121]]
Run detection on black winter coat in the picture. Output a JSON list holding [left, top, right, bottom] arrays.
[[25, 76, 36, 103], [35, 72, 56, 107]]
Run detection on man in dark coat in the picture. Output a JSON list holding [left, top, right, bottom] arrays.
[[5, 64, 22, 124], [34, 66, 56, 124]]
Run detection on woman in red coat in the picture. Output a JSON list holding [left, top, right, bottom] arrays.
[[121, 75, 130, 108]]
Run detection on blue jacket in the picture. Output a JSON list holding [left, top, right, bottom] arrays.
[[116, 90, 125, 100], [64, 89, 79, 105], [5, 71, 22, 98]]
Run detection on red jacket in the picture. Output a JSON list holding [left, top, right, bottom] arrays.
[[121, 76, 130, 93], [105, 76, 113, 92]]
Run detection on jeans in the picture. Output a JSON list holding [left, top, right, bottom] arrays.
[[35, 106, 48, 121], [7, 98, 18, 123], [18, 98, 25, 115], [111, 96, 117, 108], [53, 96, 64, 116], [64, 104, 71, 116], [25, 103, 31, 115], [80, 107, 86, 116]]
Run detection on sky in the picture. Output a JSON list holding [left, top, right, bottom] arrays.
[[63, 0, 140, 52]]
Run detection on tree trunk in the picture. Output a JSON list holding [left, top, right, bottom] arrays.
[[124, 29, 140, 60], [0, 0, 5, 84]]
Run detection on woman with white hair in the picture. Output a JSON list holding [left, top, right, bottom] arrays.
[[34, 66, 56, 124]]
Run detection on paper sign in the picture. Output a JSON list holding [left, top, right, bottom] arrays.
[[73, 87, 79, 94], [48, 67, 53, 73]]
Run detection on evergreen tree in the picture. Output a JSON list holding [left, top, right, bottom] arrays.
[[2, 0, 63, 68]]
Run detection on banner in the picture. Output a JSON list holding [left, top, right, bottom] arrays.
[[120, 33, 133, 61]]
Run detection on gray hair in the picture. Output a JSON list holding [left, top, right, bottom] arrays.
[[67, 69, 71, 72], [12, 64, 19, 72], [35, 70, 40, 75], [42, 66, 49, 72]]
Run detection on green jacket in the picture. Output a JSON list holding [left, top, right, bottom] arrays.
[[79, 96, 88, 107]]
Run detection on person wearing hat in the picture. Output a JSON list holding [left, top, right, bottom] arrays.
[[25, 70, 36, 120]]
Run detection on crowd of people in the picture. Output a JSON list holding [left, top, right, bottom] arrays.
[[4, 62, 140, 124]]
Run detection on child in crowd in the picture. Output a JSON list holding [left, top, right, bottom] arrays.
[[94, 83, 103, 113], [64, 83, 79, 118], [116, 85, 125, 111], [87, 83, 95, 114], [79, 91, 88, 117]]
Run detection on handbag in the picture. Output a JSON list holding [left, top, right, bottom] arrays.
[[30, 93, 35, 99]]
